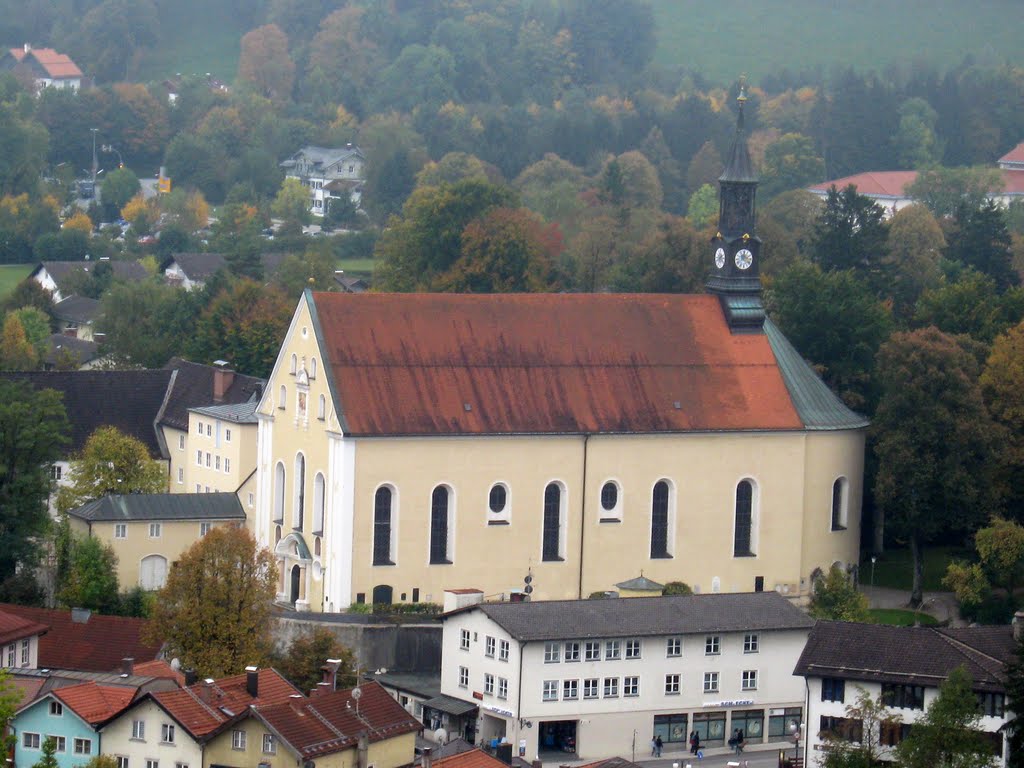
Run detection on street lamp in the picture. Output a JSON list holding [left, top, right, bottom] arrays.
[[870, 555, 877, 588], [789, 721, 802, 766], [102, 144, 123, 168]]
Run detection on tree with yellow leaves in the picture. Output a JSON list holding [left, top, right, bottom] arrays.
[[62, 211, 94, 234]]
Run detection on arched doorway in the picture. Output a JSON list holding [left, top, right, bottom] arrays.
[[290, 565, 301, 604], [372, 584, 393, 605]]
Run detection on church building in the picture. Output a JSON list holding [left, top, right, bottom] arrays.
[[254, 86, 867, 612]]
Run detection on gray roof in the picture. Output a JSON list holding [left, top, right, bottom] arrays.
[[794, 621, 1014, 693], [448, 592, 813, 642], [281, 145, 364, 170], [614, 575, 664, 591], [369, 671, 440, 700], [53, 295, 100, 324], [160, 252, 227, 282], [422, 693, 477, 716], [189, 400, 258, 423], [765, 318, 870, 431], [44, 334, 99, 368], [35, 260, 149, 290], [68, 493, 245, 523]]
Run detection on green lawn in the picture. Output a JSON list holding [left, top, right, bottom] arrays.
[[860, 546, 970, 592], [0, 265, 32, 300], [649, 0, 1021, 85], [130, 0, 244, 83], [868, 608, 939, 627], [337, 258, 374, 277]]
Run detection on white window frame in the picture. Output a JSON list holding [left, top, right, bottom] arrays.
[[666, 637, 682, 657], [705, 635, 720, 655], [544, 642, 560, 663], [564, 641, 580, 662], [178, 434, 185, 450], [665, 673, 680, 695], [603, 676, 619, 698], [744, 633, 759, 653], [742, 670, 758, 690], [584, 640, 600, 661], [48, 736, 66, 753], [583, 678, 599, 699], [114, 523, 127, 539], [703, 672, 719, 693], [542, 680, 558, 701], [132, 720, 145, 740], [485, 636, 495, 657], [161, 724, 175, 744], [460, 629, 470, 650], [625, 638, 641, 659], [623, 675, 639, 697], [484, 673, 494, 695], [116, 757, 128, 768], [458, 666, 469, 688], [563, 679, 578, 700], [499, 639, 510, 662], [149, 523, 161, 538], [497, 677, 508, 699], [605, 640, 620, 660], [73, 738, 91, 755], [146, 760, 158, 768], [231, 730, 246, 750], [23, 733, 40, 749], [49, 701, 63, 716], [200, 522, 212, 536], [262, 734, 276, 755]]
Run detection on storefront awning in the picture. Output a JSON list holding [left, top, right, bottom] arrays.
[[422, 694, 478, 717]]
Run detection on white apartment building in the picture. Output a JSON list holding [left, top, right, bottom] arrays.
[[440, 591, 813, 761], [280, 145, 365, 217], [795, 620, 1014, 767]]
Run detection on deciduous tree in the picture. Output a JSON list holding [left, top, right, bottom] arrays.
[[874, 328, 999, 606], [884, 204, 946, 319], [906, 166, 1004, 219], [895, 666, 996, 768], [238, 24, 295, 104], [57, 535, 120, 614], [808, 564, 870, 622], [821, 688, 901, 768], [0, 313, 38, 371], [270, 177, 310, 226], [56, 426, 166, 512], [148, 526, 276, 678], [760, 133, 825, 200], [100, 168, 141, 218], [274, 627, 356, 695], [0, 380, 67, 594]]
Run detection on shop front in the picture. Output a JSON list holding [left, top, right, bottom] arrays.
[[538, 720, 577, 756]]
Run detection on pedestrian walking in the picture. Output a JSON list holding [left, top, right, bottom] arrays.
[[655, 735, 663, 757]]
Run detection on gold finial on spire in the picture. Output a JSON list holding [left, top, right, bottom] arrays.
[[742, 233, 750, 241], [737, 74, 748, 103]]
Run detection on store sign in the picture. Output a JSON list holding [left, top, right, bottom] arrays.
[[702, 699, 755, 708], [485, 705, 515, 718]]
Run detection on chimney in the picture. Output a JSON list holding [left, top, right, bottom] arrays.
[[310, 682, 331, 698], [212, 360, 234, 402], [71, 607, 91, 624], [288, 693, 304, 713], [198, 678, 215, 704], [245, 666, 259, 697], [357, 732, 369, 768], [121, 657, 134, 676], [184, 669, 198, 686], [421, 747, 433, 768], [1014, 611, 1024, 642], [324, 658, 342, 690]]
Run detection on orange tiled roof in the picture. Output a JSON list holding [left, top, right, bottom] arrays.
[[153, 668, 300, 738], [53, 682, 136, 725], [309, 292, 804, 436], [9, 47, 82, 79], [809, 171, 919, 198], [0, 603, 160, 673], [131, 659, 185, 687], [433, 750, 509, 768], [255, 681, 420, 757], [0, 608, 48, 646], [999, 142, 1024, 165]]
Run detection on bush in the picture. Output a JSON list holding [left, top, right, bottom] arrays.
[[663, 581, 693, 595]]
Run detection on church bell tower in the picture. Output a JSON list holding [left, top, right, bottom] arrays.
[[706, 78, 765, 332]]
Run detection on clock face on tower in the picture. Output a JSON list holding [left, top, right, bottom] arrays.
[[735, 248, 753, 270], [715, 247, 726, 269]]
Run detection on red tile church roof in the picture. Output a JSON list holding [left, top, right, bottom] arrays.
[[809, 171, 918, 198], [308, 292, 806, 436], [999, 142, 1024, 165]]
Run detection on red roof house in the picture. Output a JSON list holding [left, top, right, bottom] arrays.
[[3, 44, 82, 90], [0, 604, 162, 673]]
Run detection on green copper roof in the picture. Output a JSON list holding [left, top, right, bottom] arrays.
[[764, 318, 870, 431]]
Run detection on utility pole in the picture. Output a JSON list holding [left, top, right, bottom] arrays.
[[90, 128, 98, 188]]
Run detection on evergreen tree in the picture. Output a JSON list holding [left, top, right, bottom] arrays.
[[33, 737, 58, 768], [811, 185, 890, 289], [1005, 632, 1024, 768], [945, 200, 1017, 290]]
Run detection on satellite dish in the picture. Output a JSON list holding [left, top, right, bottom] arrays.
[[524, 585, 533, 594], [170, 658, 181, 671], [351, 686, 362, 700], [434, 728, 448, 744], [304, 761, 316, 768], [524, 574, 533, 584]]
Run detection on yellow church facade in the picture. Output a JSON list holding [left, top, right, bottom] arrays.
[[253, 292, 865, 612]]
